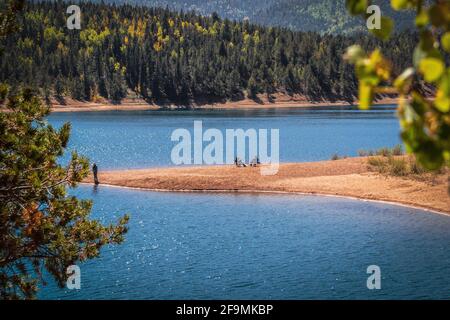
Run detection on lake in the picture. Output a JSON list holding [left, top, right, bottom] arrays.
[[48, 105, 401, 169], [39, 106, 450, 300], [39, 186, 450, 300]]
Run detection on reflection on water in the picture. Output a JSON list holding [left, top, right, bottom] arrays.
[[47, 105, 401, 169], [92, 184, 99, 195], [38, 186, 450, 300]]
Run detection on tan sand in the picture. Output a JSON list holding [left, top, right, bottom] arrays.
[[85, 157, 450, 215], [48, 94, 399, 112]]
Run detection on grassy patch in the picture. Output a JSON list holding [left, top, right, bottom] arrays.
[[359, 145, 404, 158], [367, 155, 436, 177], [368, 156, 386, 168], [331, 153, 349, 160], [392, 144, 403, 156], [388, 157, 409, 176]]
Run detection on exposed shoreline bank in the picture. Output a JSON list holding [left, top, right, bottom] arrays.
[[84, 158, 450, 215], [48, 96, 399, 112]]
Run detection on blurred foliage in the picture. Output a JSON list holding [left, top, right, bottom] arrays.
[[345, 0, 450, 171]]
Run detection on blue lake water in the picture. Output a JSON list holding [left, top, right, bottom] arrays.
[[47, 106, 401, 169], [39, 186, 450, 300], [39, 106, 450, 300]]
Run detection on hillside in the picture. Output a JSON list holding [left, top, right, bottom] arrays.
[[0, 1, 418, 105], [103, 0, 416, 33], [257, 0, 417, 34]]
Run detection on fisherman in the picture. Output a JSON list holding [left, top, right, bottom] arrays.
[[92, 163, 99, 185]]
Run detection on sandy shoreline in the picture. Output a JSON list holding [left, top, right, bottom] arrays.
[[85, 158, 450, 215], [48, 96, 399, 112]]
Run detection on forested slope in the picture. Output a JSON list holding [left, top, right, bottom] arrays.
[[100, 0, 416, 33], [1, 1, 418, 105]]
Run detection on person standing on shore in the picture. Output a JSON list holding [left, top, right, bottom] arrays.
[[93, 163, 99, 185]]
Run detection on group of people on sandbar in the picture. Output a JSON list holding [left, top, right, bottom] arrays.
[[234, 157, 261, 168]]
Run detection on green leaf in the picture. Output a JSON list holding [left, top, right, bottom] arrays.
[[413, 45, 442, 69], [346, 0, 368, 15], [419, 58, 445, 82], [441, 32, 450, 53], [435, 69, 450, 112], [391, 0, 409, 11], [370, 17, 394, 41], [435, 90, 450, 112], [415, 9, 429, 27], [359, 82, 374, 110], [440, 69, 450, 96]]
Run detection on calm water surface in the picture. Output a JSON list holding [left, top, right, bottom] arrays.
[[47, 106, 401, 169], [40, 106, 450, 300], [39, 186, 450, 300]]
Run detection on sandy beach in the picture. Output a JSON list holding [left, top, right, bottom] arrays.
[[85, 157, 450, 215]]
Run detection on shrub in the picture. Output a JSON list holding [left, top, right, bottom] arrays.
[[368, 156, 386, 169], [409, 156, 426, 175], [360, 146, 404, 158], [392, 144, 403, 156], [376, 147, 391, 157], [367, 154, 437, 177], [387, 157, 408, 176]]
